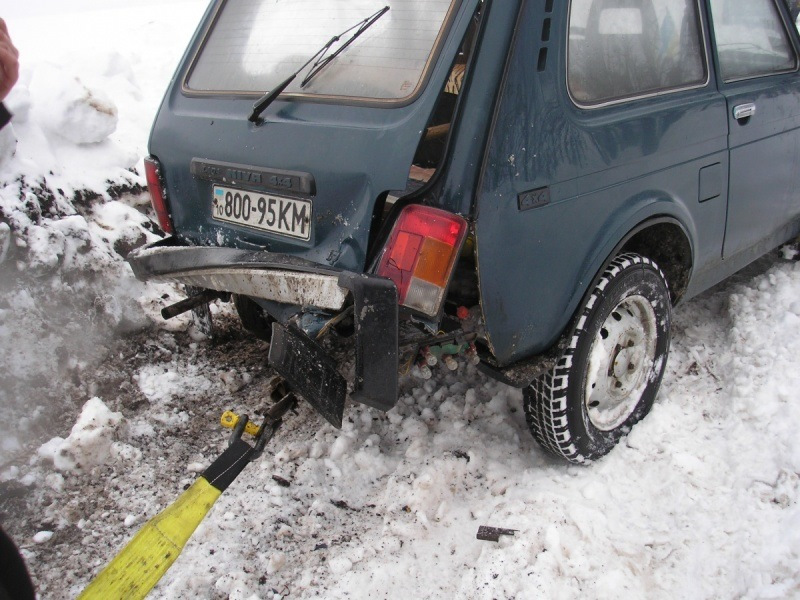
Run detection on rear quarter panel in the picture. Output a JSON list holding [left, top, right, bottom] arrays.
[[475, 0, 729, 365]]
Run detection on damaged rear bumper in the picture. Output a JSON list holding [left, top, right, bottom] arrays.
[[128, 238, 399, 427], [128, 239, 349, 310]]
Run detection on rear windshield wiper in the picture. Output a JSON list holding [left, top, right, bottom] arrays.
[[248, 5, 390, 124], [300, 5, 390, 88]]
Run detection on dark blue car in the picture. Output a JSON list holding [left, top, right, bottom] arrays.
[[129, 0, 800, 463]]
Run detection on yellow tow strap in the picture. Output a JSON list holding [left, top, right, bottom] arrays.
[[78, 417, 265, 598], [78, 478, 221, 599], [78, 399, 294, 600]]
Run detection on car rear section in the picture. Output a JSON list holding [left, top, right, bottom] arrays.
[[128, 0, 514, 427]]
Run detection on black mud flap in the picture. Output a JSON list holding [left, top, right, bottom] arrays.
[[268, 323, 347, 428], [185, 285, 215, 339], [338, 273, 399, 411]]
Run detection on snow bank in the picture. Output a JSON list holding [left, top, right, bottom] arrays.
[[0, 2, 206, 466]]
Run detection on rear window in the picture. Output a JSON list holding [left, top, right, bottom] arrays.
[[185, 0, 460, 101]]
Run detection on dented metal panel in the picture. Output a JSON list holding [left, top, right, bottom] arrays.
[[128, 241, 349, 309], [152, 268, 348, 310]]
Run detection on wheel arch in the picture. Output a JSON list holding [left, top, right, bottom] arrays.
[[576, 207, 695, 311], [476, 215, 694, 388], [615, 217, 693, 304], [558, 193, 698, 359]]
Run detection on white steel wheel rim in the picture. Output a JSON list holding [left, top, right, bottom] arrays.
[[584, 294, 658, 431]]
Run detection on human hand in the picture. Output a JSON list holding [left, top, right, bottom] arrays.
[[0, 18, 19, 101]]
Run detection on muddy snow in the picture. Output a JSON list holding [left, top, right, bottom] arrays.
[[1, 2, 799, 599]]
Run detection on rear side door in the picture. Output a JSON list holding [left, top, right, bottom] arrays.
[[708, 0, 800, 260]]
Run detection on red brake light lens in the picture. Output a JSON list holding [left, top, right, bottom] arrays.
[[144, 156, 173, 235], [376, 205, 468, 317]]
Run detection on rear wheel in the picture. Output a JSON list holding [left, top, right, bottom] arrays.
[[523, 253, 671, 463]]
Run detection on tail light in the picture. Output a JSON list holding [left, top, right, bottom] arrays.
[[376, 205, 468, 318], [144, 156, 174, 234]]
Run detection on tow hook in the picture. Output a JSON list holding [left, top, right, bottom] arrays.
[[221, 390, 298, 460]]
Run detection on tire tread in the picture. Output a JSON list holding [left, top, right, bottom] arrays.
[[523, 253, 669, 464]]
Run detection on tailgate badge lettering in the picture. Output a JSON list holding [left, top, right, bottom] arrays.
[[191, 159, 316, 196], [227, 168, 263, 185]]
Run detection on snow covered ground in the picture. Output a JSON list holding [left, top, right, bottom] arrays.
[[0, 3, 799, 599]]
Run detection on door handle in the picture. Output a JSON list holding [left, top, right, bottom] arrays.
[[733, 103, 756, 121]]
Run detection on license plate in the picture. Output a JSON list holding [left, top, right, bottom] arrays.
[[211, 185, 312, 241]]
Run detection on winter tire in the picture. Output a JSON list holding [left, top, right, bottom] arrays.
[[523, 253, 671, 463]]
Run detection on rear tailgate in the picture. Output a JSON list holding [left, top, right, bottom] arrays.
[[149, 0, 479, 273]]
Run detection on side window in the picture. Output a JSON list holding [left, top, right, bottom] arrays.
[[709, 0, 796, 81], [568, 0, 707, 105]]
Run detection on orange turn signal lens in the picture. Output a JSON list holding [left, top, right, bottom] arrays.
[[376, 205, 468, 318]]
